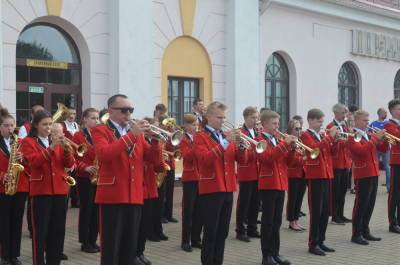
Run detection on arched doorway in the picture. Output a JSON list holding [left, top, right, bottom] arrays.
[[16, 23, 81, 125], [338, 62, 359, 107]]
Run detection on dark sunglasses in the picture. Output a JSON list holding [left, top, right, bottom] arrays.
[[112, 107, 134, 114], [295, 127, 302, 131]]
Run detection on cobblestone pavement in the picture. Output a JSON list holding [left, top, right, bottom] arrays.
[[18, 173, 400, 265]]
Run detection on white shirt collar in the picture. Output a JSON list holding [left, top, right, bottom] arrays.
[[110, 119, 128, 136], [308, 128, 322, 141], [186, 132, 194, 142], [3, 137, 11, 152], [38, 136, 49, 148], [354, 127, 369, 140]]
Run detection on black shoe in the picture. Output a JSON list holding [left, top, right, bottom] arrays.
[[61, 253, 68, 260], [147, 234, 161, 242], [159, 233, 168, 241], [351, 235, 369, 245], [257, 219, 261, 224], [289, 225, 303, 232], [91, 243, 100, 252], [71, 203, 80, 208], [273, 255, 291, 265], [81, 244, 98, 253], [308, 246, 326, 256], [168, 217, 178, 223], [319, 243, 335, 252], [236, 233, 251, 242], [10, 258, 21, 265], [389, 225, 400, 234], [181, 243, 193, 252], [161, 217, 168, 224], [138, 254, 152, 265], [262, 255, 278, 265], [0, 259, 12, 265], [299, 211, 306, 217], [191, 241, 202, 249], [247, 230, 261, 238], [341, 216, 352, 223], [331, 218, 345, 225], [363, 233, 381, 241], [134, 257, 145, 265]]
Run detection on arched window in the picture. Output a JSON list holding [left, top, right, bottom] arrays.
[[394, 70, 400, 99], [265, 53, 289, 129], [338, 62, 359, 107]]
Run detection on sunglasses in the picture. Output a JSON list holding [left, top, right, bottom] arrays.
[[112, 107, 134, 114], [295, 127, 302, 131]]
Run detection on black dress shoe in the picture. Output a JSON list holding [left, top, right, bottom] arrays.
[[341, 216, 352, 223], [11, 258, 21, 265], [138, 254, 152, 265], [262, 255, 278, 265], [363, 233, 381, 241], [159, 233, 168, 241], [236, 233, 251, 242], [273, 255, 291, 265], [308, 246, 326, 256], [91, 243, 100, 252], [0, 259, 12, 265], [331, 218, 345, 225], [247, 230, 261, 238], [191, 241, 202, 249], [319, 243, 335, 252], [81, 244, 98, 253], [289, 225, 303, 232], [134, 257, 145, 265], [389, 225, 400, 234], [351, 235, 369, 245], [181, 243, 193, 252], [161, 217, 168, 224], [147, 234, 161, 242], [168, 217, 178, 223], [61, 253, 68, 260]]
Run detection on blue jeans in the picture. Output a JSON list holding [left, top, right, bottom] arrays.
[[377, 151, 390, 192]]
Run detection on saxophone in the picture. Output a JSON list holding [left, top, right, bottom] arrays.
[[4, 134, 25, 195], [90, 157, 99, 185]]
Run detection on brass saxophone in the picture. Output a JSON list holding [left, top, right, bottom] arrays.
[[4, 134, 25, 195], [90, 157, 99, 185], [156, 151, 171, 188]]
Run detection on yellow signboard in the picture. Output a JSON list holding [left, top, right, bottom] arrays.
[[26, 59, 68, 69]]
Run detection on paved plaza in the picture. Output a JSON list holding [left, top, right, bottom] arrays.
[[17, 173, 400, 265]]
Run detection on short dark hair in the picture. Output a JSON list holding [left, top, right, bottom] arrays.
[[0, 108, 14, 125], [260, 110, 280, 124], [307, 108, 324, 120], [348, 104, 359, 113], [377, 107, 386, 115], [292, 115, 303, 121], [155, 103, 167, 112], [107, 94, 128, 107], [388, 99, 400, 112], [193, 98, 203, 106], [243, 106, 258, 118]]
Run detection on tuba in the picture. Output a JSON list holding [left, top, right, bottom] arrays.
[[52, 103, 71, 123], [4, 134, 25, 195]]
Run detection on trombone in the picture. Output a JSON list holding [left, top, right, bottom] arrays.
[[368, 126, 400, 145], [275, 130, 320, 159], [222, 121, 267, 153]]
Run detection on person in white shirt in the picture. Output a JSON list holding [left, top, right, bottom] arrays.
[[63, 108, 80, 137], [192, 99, 204, 124], [18, 104, 44, 139]]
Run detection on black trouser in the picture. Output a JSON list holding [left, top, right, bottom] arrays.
[[286, 178, 306, 221], [137, 198, 157, 256], [260, 190, 284, 257], [352, 177, 378, 236], [77, 177, 98, 246], [332, 169, 350, 219], [182, 181, 202, 245], [27, 197, 32, 235], [69, 183, 79, 207], [389, 165, 400, 226], [307, 179, 330, 248], [236, 180, 259, 235], [0, 192, 27, 260], [99, 204, 141, 265], [153, 184, 166, 236], [200, 192, 233, 265], [163, 169, 175, 220], [31, 195, 68, 265]]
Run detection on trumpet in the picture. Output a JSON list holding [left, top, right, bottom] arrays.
[[275, 130, 320, 159], [129, 119, 183, 146], [222, 121, 267, 153], [62, 137, 88, 157], [163, 150, 182, 161], [368, 126, 400, 145], [337, 131, 362, 142], [65, 175, 76, 187]]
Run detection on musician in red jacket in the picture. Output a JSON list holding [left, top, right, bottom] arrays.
[[180, 113, 202, 252], [236, 106, 261, 242], [194, 101, 246, 265], [91, 94, 161, 265], [0, 109, 28, 265], [327, 103, 352, 224], [72, 108, 99, 253], [257, 110, 295, 265], [300, 108, 338, 256], [21, 111, 75, 265], [348, 110, 387, 245], [384, 99, 400, 234]]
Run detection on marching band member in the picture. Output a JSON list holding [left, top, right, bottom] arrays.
[[327, 103, 352, 225], [0, 109, 28, 265], [62, 107, 79, 139], [236, 106, 261, 242], [72, 108, 100, 253], [348, 110, 387, 245], [286, 119, 306, 232], [180, 113, 202, 252], [300, 108, 338, 256], [384, 99, 400, 234], [17, 104, 44, 139], [194, 101, 247, 265], [21, 111, 75, 265], [257, 110, 296, 265], [92, 94, 161, 265], [192, 98, 205, 124]]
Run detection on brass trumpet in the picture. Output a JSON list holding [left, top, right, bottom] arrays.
[[275, 130, 320, 159], [337, 131, 362, 142], [129, 119, 183, 146], [368, 126, 400, 145], [63, 137, 87, 157], [222, 121, 267, 153], [163, 150, 182, 161]]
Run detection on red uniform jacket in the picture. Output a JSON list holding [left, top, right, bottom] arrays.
[[194, 128, 247, 195], [327, 121, 352, 169], [21, 136, 75, 196], [237, 126, 259, 182], [257, 133, 289, 191], [347, 133, 388, 179], [300, 130, 334, 180], [22, 121, 32, 135], [384, 119, 400, 165], [287, 149, 304, 179], [180, 133, 199, 182], [73, 130, 96, 178], [143, 161, 158, 200], [92, 122, 162, 204]]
